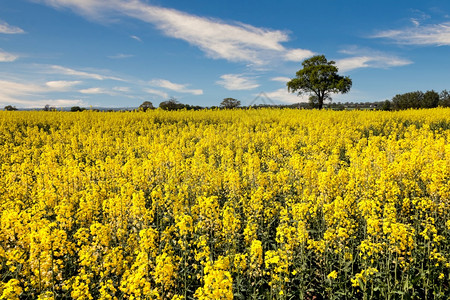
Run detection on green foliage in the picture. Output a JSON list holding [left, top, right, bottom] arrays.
[[159, 98, 204, 111], [380, 100, 392, 111], [139, 101, 154, 112], [439, 90, 450, 107], [43, 104, 56, 111], [4, 105, 18, 111], [159, 98, 184, 111], [70, 106, 85, 112], [220, 98, 241, 109], [392, 90, 439, 110], [423, 90, 440, 108], [287, 55, 352, 109]]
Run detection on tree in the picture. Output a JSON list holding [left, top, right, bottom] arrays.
[[422, 90, 439, 108], [308, 95, 320, 109], [287, 55, 352, 109], [43, 104, 56, 111], [159, 98, 184, 111], [380, 100, 392, 111], [4, 105, 18, 111], [439, 90, 450, 107], [220, 98, 240, 109], [70, 106, 84, 112], [139, 101, 154, 112], [391, 90, 439, 110], [392, 91, 421, 110]]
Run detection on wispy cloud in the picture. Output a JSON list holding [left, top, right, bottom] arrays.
[[264, 88, 309, 104], [144, 88, 169, 99], [108, 53, 134, 59], [79, 87, 112, 95], [149, 79, 203, 95], [0, 49, 19, 62], [35, 0, 314, 65], [46, 80, 82, 89], [1, 98, 86, 108], [0, 80, 46, 96], [284, 49, 315, 62], [113, 86, 130, 92], [372, 21, 450, 46], [409, 9, 431, 27], [216, 74, 259, 90], [0, 79, 86, 107], [335, 47, 412, 72], [336, 56, 412, 72], [271, 76, 291, 83], [49, 65, 124, 81], [79, 86, 136, 98], [0, 20, 25, 34], [130, 35, 142, 42]]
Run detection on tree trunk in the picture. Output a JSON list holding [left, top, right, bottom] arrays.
[[318, 95, 324, 109]]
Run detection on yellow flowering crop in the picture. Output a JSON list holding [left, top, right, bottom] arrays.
[[1, 108, 450, 299]]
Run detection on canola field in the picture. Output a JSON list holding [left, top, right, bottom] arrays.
[[1, 108, 450, 300]]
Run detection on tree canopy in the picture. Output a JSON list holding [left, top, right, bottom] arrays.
[[391, 90, 439, 110], [43, 104, 56, 111], [220, 98, 240, 109], [159, 98, 184, 111], [4, 105, 18, 111], [287, 55, 352, 109], [139, 101, 154, 112], [70, 106, 85, 112]]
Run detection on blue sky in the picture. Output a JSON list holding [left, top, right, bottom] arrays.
[[1, 0, 450, 108]]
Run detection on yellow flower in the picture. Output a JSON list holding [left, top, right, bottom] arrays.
[[1, 279, 23, 300], [327, 270, 338, 280]]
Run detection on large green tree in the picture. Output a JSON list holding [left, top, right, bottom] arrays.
[[287, 55, 352, 109]]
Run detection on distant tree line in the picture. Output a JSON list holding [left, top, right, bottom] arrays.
[[158, 98, 204, 111], [135, 91, 450, 111], [5, 90, 450, 112], [137, 98, 204, 111], [378, 90, 450, 111]]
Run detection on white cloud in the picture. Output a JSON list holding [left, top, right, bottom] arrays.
[[108, 53, 134, 59], [79, 87, 111, 94], [335, 47, 412, 72], [46, 80, 82, 89], [410, 19, 420, 27], [409, 9, 431, 27], [284, 49, 315, 62], [35, 0, 314, 65], [49, 65, 124, 81], [113, 86, 130, 92], [336, 56, 373, 72], [35, 0, 112, 19], [0, 49, 19, 62], [149, 79, 203, 95], [144, 88, 169, 99], [0, 21, 25, 34], [271, 76, 291, 83], [32, 99, 86, 108], [0, 79, 87, 108], [216, 74, 259, 90], [0, 80, 46, 96], [264, 88, 309, 104], [0, 98, 86, 108], [130, 35, 142, 42], [373, 21, 450, 46]]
